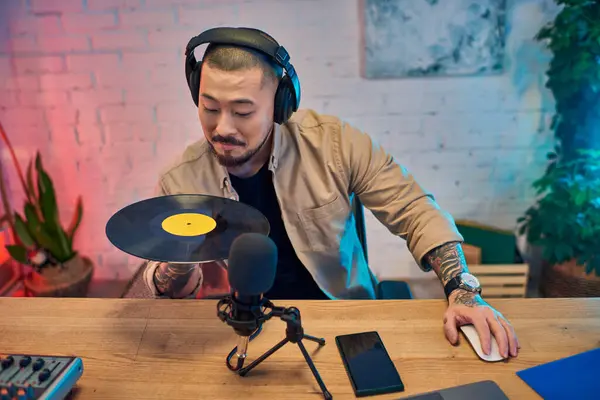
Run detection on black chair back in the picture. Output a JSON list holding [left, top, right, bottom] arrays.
[[351, 195, 413, 300], [352, 195, 369, 264]]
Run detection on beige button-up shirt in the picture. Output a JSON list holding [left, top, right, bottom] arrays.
[[143, 109, 463, 299]]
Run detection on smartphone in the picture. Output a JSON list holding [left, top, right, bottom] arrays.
[[335, 331, 405, 397]]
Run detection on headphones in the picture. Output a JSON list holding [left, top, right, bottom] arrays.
[[184, 27, 301, 125]]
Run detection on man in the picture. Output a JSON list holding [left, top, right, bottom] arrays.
[[143, 27, 519, 359]]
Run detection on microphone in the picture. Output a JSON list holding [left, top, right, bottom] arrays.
[[216, 233, 330, 398], [224, 233, 277, 369]]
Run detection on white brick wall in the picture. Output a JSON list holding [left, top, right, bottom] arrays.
[[0, 0, 557, 281]]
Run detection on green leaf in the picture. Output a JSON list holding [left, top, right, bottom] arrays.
[[535, 24, 554, 41], [35, 157, 71, 259], [35, 152, 42, 176], [54, 227, 71, 262], [574, 190, 587, 206], [23, 202, 50, 254], [24, 202, 39, 228], [67, 196, 83, 241], [6, 245, 28, 264], [37, 163, 59, 226], [14, 213, 34, 248]]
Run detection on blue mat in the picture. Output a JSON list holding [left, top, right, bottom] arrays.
[[516, 347, 600, 400]]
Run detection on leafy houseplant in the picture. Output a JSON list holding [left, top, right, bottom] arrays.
[[518, 0, 600, 296], [5, 153, 83, 269], [0, 120, 93, 297], [519, 151, 600, 270]]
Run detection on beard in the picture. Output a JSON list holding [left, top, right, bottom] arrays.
[[208, 127, 272, 168]]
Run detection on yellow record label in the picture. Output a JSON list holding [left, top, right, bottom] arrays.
[[161, 213, 217, 236]]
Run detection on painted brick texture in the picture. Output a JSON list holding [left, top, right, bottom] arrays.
[[0, 0, 555, 280]]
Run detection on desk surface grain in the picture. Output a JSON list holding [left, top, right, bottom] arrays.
[[0, 297, 598, 399]]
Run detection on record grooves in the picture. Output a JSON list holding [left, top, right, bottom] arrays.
[[105, 194, 270, 264]]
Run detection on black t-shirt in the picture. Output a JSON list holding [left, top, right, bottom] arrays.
[[229, 162, 329, 300]]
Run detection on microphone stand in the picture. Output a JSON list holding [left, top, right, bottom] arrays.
[[217, 296, 332, 400]]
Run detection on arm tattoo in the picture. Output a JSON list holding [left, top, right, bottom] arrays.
[[424, 241, 468, 286], [424, 241, 485, 306], [453, 289, 486, 307], [153, 263, 199, 298]]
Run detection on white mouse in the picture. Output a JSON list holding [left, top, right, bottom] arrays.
[[459, 324, 506, 362]]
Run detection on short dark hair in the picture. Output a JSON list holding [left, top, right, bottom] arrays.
[[203, 43, 283, 87]]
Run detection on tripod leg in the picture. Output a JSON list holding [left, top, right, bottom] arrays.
[[297, 341, 332, 400], [238, 337, 289, 377], [302, 333, 326, 346]]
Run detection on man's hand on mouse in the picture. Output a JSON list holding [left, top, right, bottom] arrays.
[[424, 241, 520, 359], [444, 288, 520, 359]]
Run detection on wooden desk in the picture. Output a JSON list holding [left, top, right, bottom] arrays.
[[1, 298, 598, 399]]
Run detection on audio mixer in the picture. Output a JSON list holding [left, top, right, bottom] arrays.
[[0, 354, 83, 400]]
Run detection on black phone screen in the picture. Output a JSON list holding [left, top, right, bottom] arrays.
[[335, 331, 404, 397]]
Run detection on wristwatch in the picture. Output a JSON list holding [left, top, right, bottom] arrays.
[[444, 272, 482, 299]]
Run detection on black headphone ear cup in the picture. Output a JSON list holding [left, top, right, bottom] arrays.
[[189, 61, 202, 106], [281, 89, 292, 123], [273, 76, 294, 124], [273, 82, 285, 124]]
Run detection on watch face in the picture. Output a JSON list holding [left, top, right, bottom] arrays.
[[460, 272, 480, 289]]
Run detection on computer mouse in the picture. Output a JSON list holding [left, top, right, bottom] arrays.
[[459, 324, 506, 362]]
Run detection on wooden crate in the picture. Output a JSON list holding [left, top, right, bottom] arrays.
[[469, 264, 529, 298]]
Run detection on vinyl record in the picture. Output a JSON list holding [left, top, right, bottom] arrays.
[[105, 194, 270, 263]]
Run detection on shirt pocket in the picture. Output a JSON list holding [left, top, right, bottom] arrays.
[[298, 195, 348, 252]]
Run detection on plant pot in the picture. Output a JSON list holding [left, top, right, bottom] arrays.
[[540, 259, 600, 297], [24, 254, 94, 297]]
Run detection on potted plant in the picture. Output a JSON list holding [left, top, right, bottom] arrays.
[[0, 121, 93, 297], [518, 150, 600, 297], [518, 0, 600, 297]]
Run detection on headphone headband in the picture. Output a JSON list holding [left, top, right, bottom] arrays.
[[185, 27, 290, 68], [184, 27, 301, 120]]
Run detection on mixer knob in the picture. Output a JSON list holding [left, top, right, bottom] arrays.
[[32, 358, 44, 371], [16, 387, 28, 400], [0, 385, 9, 400], [38, 368, 51, 382], [0, 384, 16, 400], [0, 356, 13, 369], [19, 356, 31, 368]]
